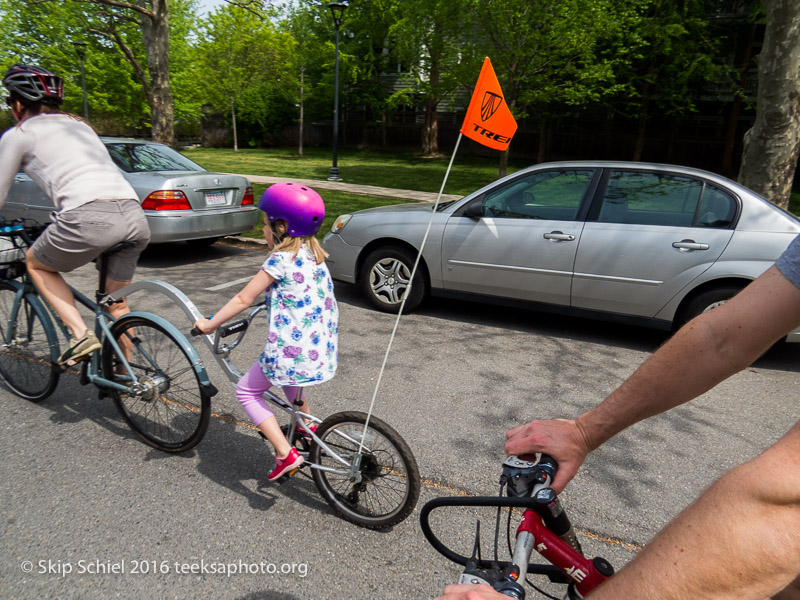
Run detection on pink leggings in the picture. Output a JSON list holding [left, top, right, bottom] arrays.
[[235, 363, 303, 427]]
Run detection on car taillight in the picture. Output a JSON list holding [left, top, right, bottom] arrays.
[[141, 191, 191, 210], [242, 186, 254, 206]]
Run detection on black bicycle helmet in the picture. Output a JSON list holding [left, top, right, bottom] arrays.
[[3, 63, 63, 104]]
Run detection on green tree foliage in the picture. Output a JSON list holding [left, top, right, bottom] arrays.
[[473, 0, 644, 171], [388, 0, 480, 156], [612, 0, 731, 161], [195, 3, 295, 149], [0, 0, 150, 130]]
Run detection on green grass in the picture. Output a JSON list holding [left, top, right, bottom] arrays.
[[791, 191, 800, 216], [242, 184, 409, 240], [187, 147, 800, 238], [183, 146, 524, 197], [185, 147, 525, 239]]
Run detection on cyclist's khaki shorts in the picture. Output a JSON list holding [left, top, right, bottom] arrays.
[[31, 199, 151, 282]]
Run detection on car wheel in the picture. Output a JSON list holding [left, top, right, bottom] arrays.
[[186, 237, 222, 248], [360, 246, 427, 313], [676, 285, 744, 329]]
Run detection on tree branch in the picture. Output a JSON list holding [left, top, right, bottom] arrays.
[[224, 0, 273, 20], [26, 0, 154, 19]]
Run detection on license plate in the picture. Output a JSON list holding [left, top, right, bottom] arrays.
[[205, 191, 226, 206]]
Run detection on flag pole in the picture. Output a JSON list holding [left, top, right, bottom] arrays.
[[356, 133, 464, 455]]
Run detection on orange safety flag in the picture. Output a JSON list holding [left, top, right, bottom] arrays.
[[460, 57, 518, 151]]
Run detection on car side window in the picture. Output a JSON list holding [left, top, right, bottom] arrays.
[[695, 184, 736, 228], [598, 171, 703, 227], [481, 170, 594, 221]]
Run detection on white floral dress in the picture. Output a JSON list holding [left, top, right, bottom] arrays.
[[258, 246, 338, 386]]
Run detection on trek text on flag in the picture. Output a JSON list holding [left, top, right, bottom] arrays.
[[460, 57, 518, 151]]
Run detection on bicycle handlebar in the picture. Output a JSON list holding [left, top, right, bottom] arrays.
[[420, 453, 613, 599]]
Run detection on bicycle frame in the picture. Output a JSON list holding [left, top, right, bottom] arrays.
[[0, 275, 212, 398], [111, 279, 367, 479]]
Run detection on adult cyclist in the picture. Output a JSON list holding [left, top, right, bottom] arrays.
[[437, 234, 800, 600], [0, 64, 150, 365]]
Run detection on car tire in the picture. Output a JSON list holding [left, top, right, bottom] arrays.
[[360, 246, 427, 313], [186, 237, 222, 248], [675, 285, 744, 329]]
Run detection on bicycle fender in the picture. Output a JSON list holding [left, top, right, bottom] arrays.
[[2, 279, 60, 363], [122, 310, 218, 397]]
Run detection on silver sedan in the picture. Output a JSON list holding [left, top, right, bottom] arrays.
[[322, 161, 800, 340], [3, 137, 260, 246]]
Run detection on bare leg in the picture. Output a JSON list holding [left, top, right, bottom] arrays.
[[104, 278, 132, 321], [104, 278, 134, 363], [285, 387, 312, 426], [25, 249, 87, 338], [257, 415, 293, 459]]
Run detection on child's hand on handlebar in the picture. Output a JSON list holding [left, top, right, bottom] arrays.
[[193, 318, 215, 335], [504, 418, 591, 493]]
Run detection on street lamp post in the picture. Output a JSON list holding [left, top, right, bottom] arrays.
[[327, 2, 347, 181], [71, 41, 89, 121]]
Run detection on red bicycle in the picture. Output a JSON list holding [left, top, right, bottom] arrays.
[[420, 455, 614, 599]]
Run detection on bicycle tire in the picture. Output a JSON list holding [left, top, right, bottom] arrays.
[[0, 282, 59, 401], [103, 314, 210, 453], [310, 411, 420, 529]]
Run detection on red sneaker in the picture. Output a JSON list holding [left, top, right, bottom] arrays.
[[268, 448, 304, 481], [297, 423, 317, 437]]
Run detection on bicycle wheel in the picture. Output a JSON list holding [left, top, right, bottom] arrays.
[[103, 314, 210, 453], [310, 411, 420, 529], [0, 282, 58, 401]]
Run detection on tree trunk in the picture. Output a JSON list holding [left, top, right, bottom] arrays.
[[633, 96, 650, 162], [498, 147, 509, 179], [422, 97, 439, 156], [298, 67, 304, 157], [537, 121, 548, 163], [230, 96, 238, 152], [721, 22, 757, 177], [738, 0, 800, 209], [138, 0, 174, 146]]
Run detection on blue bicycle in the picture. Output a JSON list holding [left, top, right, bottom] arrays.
[[0, 219, 217, 452]]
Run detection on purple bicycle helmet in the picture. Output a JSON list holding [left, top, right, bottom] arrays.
[[258, 182, 325, 237], [3, 64, 63, 105]]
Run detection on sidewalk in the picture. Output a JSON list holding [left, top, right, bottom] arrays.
[[228, 174, 463, 203], [222, 175, 462, 247]]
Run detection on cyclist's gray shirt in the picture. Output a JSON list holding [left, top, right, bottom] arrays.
[[776, 234, 800, 289], [0, 113, 136, 212]]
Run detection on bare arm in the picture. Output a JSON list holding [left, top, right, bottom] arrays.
[[506, 266, 800, 492], [193, 269, 273, 334], [435, 419, 800, 600], [588, 421, 800, 600]]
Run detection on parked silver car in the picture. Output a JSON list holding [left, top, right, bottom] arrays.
[[2, 137, 260, 246], [323, 161, 800, 340]]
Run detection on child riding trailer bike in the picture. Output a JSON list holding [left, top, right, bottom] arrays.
[[191, 182, 420, 528]]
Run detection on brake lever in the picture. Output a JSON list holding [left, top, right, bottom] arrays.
[[458, 521, 499, 586]]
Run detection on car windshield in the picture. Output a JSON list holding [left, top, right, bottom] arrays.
[[105, 143, 206, 173]]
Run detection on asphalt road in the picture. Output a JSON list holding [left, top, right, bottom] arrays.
[[2, 240, 799, 599]]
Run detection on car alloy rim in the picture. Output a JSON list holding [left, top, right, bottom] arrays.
[[370, 258, 410, 305], [703, 299, 727, 313]]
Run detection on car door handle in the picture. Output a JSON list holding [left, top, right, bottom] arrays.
[[543, 231, 575, 242], [672, 240, 710, 251]]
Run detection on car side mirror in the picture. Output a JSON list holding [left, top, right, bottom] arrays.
[[462, 202, 483, 219]]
